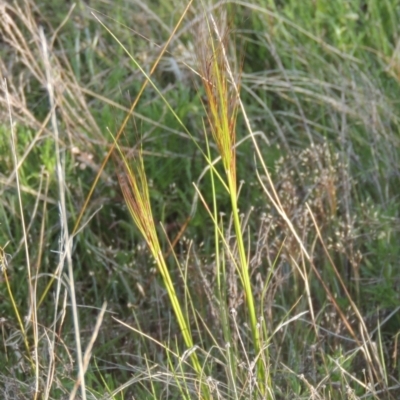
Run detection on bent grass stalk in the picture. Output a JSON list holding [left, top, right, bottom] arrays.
[[37, 0, 194, 310], [197, 12, 271, 396]]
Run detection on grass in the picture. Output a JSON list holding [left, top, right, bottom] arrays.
[[0, 0, 400, 399]]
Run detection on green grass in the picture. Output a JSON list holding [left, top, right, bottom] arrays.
[[0, 0, 400, 399]]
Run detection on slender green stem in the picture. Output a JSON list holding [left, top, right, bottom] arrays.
[[227, 175, 268, 393]]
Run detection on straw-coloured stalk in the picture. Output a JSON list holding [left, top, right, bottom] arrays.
[[112, 138, 203, 379], [197, 13, 271, 395]]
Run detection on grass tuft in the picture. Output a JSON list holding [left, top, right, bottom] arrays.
[[1, 0, 400, 399]]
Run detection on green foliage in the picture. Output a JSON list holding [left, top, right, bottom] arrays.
[[1, 0, 399, 398]]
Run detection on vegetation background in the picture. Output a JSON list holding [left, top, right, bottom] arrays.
[[0, 0, 399, 399]]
